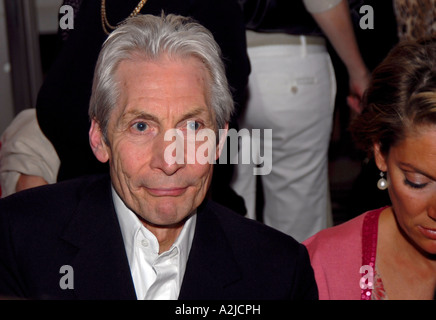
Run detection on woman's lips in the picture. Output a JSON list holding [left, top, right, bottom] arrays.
[[418, 225, 436, 241], [145, 187, 188, 197]]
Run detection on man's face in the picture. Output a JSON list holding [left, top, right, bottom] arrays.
[[90, 55, 225, 228]]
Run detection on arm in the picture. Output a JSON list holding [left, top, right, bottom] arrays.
[[15, 174, 48, 193], [306, 0, 370, 113], [0, 109, 59, 197]]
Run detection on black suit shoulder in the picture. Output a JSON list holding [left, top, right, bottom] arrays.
[[207, 201, 300, 245], [0, 174, 117, 299], [204, 200, 302, 251], [0, 174, 110, 229], [191, 200, 318, 300]]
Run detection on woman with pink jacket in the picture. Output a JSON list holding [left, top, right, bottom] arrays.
[[304, 37, 436, 300]]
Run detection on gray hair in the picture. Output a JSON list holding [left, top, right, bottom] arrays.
[[89, 13, 234, 139]]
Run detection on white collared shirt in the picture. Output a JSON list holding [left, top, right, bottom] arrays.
[[112, 187, 196, 300]]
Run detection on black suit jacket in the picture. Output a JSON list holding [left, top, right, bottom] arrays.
[[0, 175, 317, 300]]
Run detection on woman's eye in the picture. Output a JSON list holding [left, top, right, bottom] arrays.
[[404, 179, 428, 189], [403, 171, 431, 189], [403, 173, 429, 189], [132, 121, 148, 132]]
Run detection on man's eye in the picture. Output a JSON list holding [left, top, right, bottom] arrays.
[[187, 121, 200, 131], [132, 122, 148, 132]]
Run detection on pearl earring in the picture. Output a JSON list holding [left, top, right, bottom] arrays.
[[377, 172, 388, 190]]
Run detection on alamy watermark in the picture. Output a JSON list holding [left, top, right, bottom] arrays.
[[164, 124, 272, 176], [59, 265, 74, 290], [59, 5, 74, 31], [359, 5, 374, 30], [360, 265, 374, 290]]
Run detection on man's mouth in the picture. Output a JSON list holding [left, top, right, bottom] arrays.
[[145, 187, 188, 197]]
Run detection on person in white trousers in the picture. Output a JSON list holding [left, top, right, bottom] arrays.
[[232, 0, 370, 241]]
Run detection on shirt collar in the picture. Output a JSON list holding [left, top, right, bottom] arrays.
[[111, 186, 196, 269]]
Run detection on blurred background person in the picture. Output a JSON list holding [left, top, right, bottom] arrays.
[[232, 0, 370, 241]]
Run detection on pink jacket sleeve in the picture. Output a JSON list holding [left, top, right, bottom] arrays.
[[303, 213, 367, 300]]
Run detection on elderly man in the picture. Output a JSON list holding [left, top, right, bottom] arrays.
[[0, 14, 317, 300]]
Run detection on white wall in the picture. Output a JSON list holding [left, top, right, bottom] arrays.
[[0, 0, 15, 136], [0, 0, 61, 136], [37, 0, 62, 34]]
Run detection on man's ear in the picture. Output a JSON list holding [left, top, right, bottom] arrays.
[[215, 123, 229, 161], [89, 119, 110, 163], [373, 142, 387, 172]]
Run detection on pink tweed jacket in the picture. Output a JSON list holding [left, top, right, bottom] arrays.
[[303, 207, 386, 300]]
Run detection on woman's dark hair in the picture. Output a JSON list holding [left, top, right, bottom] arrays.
[[351, 37, 436, 157]]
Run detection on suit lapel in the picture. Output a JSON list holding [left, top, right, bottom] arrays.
[[60, 176, 136, 300], [179, 201, 242, 299]]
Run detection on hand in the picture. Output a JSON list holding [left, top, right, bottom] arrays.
[[347, 68, 371, 114], [16, 174, 48, 193]]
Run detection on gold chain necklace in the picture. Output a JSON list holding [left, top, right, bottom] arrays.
[[101, 0, 148, 35]]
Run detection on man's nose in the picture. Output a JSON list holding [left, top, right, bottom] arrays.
[[150, 130, 186, 175]]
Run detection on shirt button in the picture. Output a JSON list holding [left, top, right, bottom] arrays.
[[141, 239, 149, 247]]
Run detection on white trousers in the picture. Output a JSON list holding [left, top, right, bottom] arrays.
[[231, 39, 336, 241]]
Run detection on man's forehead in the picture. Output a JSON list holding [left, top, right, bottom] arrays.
[[115, 56, 210, 95], [106, 55, 217, 129]]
